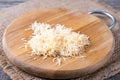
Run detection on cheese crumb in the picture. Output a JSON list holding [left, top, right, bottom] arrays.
[[23, 22, 90, 65]]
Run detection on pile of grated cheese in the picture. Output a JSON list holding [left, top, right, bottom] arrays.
[[23, 22, 90, 65]]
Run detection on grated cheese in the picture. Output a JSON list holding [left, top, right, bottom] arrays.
[[23, 22, 90, 65]]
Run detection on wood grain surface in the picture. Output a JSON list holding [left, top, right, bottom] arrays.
[[0, 0, 120, 80], [2, 8, 114, 79]]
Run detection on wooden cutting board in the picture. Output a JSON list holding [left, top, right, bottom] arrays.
[[2, 8, 114, 79]]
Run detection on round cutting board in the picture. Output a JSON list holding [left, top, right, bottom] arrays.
[[3, 8, 114, 79]]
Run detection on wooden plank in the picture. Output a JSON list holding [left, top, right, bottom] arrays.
[[106, 73, 120, 80], [0, 0, 26, 4], [0, 0, 26, 1], [101, 0, 120, 10], [0, 67, 11, 80], [0, 0, 27, 9]]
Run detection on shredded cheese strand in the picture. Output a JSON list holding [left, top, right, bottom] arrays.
[[23, 22, 90, 65]]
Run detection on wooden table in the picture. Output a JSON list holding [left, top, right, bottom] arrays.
[[0, 0, 120, 80]]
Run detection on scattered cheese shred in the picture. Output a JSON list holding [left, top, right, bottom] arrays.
[[23, 22, 90, 65]]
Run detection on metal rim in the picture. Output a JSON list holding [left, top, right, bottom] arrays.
[[88, 10, 117, 29]]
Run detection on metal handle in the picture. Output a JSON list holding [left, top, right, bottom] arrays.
[[88, 10, 117, 29]]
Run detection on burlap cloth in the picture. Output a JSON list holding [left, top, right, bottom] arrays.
[[0, 0, 120, 80]]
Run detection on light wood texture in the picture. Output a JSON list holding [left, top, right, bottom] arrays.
[[2, 8, 114, 79]]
